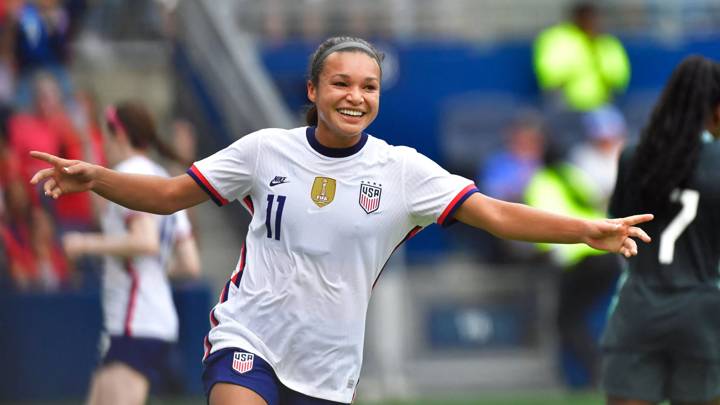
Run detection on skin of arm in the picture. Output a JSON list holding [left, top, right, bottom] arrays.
[[91, 167, 208, 214], [29, 151, 209, 214], [454, 193, 652, 257], [63, 214, 160, 259], [65, 215, 202, 281]]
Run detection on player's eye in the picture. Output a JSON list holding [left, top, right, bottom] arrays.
[[333, 81, 348, 87]]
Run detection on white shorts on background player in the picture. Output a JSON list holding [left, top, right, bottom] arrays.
[[189, 126, 477, 403]]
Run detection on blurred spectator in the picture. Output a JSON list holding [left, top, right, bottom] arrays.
[[524, 141, 621, 389], [0, 0, 23, 107], [1, 178, 37, 290], [478, 110, 545, 202], [0, 73, 73, 291], [168, 117, 200, 240], [533, 2, 630, 112], [64, 0, 90, 41], [9, 72, 76, 178], [169, 117, 196, 169], [31, 204, 70, 289], [471, 110, 545, 263], [0, 104, 19, 214], [1, 179, 69, 291], [73, 88, 107, 167], [9, 0, 74, 109], [569, 104, 627, 208], [8, 72, 95, 233], [153, 0, 180, 38]]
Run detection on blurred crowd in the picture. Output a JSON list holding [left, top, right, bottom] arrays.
[[0, 0, 91, 292], [0, 0, 196, 292]]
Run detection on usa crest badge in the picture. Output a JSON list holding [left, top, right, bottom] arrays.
[[232, 352, 254, 374], [359, 182, 382, 214], [311, 177, 336, 207]]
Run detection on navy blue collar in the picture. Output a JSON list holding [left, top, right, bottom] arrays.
[[306, 126, 368, 158]]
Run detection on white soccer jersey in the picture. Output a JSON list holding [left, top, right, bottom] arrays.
[[101, 155, 192, 342], [189, 127, 477, 402]]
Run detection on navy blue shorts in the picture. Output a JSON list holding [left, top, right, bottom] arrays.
[[202, 347, 348, 405], [102, 335, 174, 387]]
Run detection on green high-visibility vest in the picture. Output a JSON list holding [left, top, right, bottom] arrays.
[[533, 23, 630, 111], [524, 163, 606, 267]]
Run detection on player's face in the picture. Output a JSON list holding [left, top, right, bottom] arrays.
[[307, 51, 380, 147]]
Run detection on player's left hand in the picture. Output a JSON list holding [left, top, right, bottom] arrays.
[[584, 214, 653, 257]]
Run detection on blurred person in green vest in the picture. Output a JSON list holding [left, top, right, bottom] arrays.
[[525, 141, 622, 388], [533, 2, 630, 112]]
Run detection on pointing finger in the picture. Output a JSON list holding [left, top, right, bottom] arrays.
[[29, 151, 65, 166]]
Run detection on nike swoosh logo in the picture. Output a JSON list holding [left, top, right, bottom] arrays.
[[269, 178, 289, 187]]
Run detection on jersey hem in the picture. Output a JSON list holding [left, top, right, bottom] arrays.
[[208, 341, 353, 403]]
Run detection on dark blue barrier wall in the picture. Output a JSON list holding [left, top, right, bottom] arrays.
[[0, 283, 211, 402], [0, 289, 101, 401], [260, 36, 720, 262]]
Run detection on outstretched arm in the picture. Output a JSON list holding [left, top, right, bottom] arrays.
[[30, 151, 209, 214], [63, 214, 161, 258], [454, 193, 652, 258]]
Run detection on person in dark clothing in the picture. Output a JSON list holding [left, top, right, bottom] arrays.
[[602, 55, 720, 405]]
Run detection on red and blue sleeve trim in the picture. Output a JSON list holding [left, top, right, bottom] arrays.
[[437, 184, 479, 227], [187, 165, 229, 207]]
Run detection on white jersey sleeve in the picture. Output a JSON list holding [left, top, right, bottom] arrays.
[[187, 130, 264, 205], [401, 147, 478, 227]]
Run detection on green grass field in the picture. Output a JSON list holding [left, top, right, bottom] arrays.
[[4, 390, 608, 405], [361, 391, 605, 405]]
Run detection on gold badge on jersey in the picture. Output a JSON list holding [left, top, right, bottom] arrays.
[[311, 176, 336, 207]]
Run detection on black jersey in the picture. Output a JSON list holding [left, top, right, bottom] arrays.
[[610, 141, 720, 289]]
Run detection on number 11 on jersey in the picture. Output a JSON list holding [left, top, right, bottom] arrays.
[[266, 194, 286, 240]]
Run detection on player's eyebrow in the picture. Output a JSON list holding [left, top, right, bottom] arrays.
[[330, 73, 380, 83]]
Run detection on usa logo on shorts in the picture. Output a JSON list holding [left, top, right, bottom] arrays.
[[359, 182, 382, 214], [232, 352, 254, 374]]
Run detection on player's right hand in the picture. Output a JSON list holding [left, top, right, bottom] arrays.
[[29, 151, 97, 199]]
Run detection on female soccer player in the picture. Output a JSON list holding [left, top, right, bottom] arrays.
[[30, 37, 650, 405], [602, 55, 720, 405], [61, 101, 200, 405]]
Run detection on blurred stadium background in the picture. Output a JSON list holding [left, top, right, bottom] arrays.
[[1, 0, 719, 404]]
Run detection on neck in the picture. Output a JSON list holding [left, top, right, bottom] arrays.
[[314, 122, 362, 149]]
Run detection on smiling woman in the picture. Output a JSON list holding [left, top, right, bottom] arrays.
[[305, 37, 382, 148], [29, 36, 652, 405]]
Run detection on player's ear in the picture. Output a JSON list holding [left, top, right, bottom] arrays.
[[307, 80, 316, 103]]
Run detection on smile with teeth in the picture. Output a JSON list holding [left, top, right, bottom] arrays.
[[337, 108, 365, 117]]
